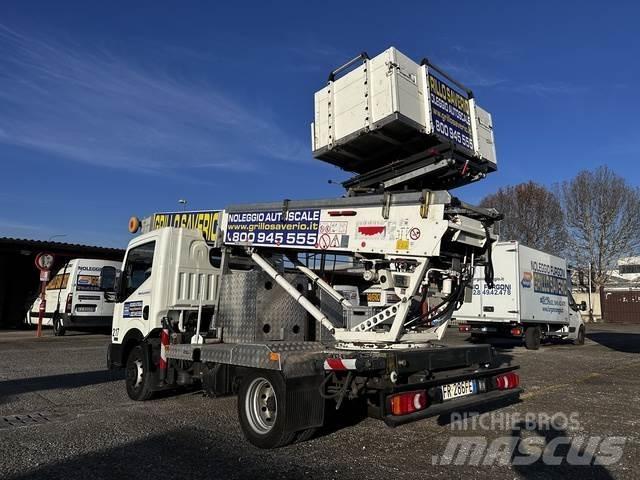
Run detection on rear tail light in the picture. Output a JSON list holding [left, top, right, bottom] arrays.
[[458, 324, 470, 332], [495, 372, 520, 390], [65, 293, 73, 314], [510, 327, 523, 336], [389, 390, 428, 416]]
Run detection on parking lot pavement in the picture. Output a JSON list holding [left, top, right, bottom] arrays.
[[1, 324, 639, 480]]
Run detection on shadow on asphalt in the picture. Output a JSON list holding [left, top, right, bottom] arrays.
[[4, 427, 328, 480], [464, 336, 523, 351], [586, 332, 640, 354], [16, 325, 111, 336], [0, 370, 125, 404]]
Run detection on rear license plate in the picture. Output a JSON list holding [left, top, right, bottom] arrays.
[[441, 380, 476, 401], [75, 305, 96, 313]]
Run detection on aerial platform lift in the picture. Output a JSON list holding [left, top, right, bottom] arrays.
[[105, 47, 520, 449]]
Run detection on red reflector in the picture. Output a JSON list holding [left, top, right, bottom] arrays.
[[495, 372, 520, 390], [389, 390, 428, 416], [458, 324, 470, 332], [328, 210, 357, 217], [510, 327, 523, 336], [65, 293, 73, 314]]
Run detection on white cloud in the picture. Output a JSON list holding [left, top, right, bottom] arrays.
[[0, 24, 309, 178]]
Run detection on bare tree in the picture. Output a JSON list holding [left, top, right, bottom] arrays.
[[560, 166, 640, 287], [481, 182, 567, 255]]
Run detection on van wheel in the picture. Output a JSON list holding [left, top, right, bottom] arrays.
[[53, 314, 66, 336], [237, 370, 296, 449], [573, 325, 585, 345], [125, 345, 154, 401], [524, 326, 541, 350]]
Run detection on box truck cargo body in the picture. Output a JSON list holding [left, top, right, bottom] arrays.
[[453, 241, 586, 349]]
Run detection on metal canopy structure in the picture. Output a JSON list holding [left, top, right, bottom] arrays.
[[0, 237, 123, 329]]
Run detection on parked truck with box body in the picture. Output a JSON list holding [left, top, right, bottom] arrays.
[[454, 241, 586, 349]]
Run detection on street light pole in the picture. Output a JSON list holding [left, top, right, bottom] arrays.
[[588, 262, 593, 322]]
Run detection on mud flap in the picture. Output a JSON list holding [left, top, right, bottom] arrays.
[[283, 375, 325, 433]]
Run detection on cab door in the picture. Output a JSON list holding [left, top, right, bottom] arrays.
[[112, 241, 156, 341]]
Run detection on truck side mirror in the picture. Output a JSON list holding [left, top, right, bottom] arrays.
[[580, 301, 587, 312], [100, 266, 117, 292]]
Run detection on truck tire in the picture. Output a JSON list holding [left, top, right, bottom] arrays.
[[573, 325, 585, 345], [469, 333, 484, 343], [295, 427, 317, 443], [53, 314, 66, 336], [524, 326, 541, 350], [237, 370, 296, 449], [125, 345, 154, 401]]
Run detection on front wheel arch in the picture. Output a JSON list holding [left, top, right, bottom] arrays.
[[119, 329, 144, 367]]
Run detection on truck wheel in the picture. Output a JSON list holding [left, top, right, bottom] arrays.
[[524, 326, 541, 350], [237, 370, 296, 449], [53, 314, 66, 336], [573, 325, 585, 345], [125, 345, 154, 401]]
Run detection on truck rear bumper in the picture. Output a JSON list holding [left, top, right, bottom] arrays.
[[384, 387, 522, 427]]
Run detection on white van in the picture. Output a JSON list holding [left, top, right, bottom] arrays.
[[27, 258, 121, 336]]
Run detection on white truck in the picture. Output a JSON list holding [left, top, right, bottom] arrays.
[[454, 241, 586, 349], [27, 258, 122, 336], [104, 47, 521, 449]]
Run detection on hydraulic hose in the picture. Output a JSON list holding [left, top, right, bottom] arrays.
[[482, 224, 495, 290]]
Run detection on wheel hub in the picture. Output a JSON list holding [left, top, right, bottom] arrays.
[[127, 359, 143, 388], [245, 378, 277, 434]]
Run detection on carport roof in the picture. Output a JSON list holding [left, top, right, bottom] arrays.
[[0, 236, 124, 257]]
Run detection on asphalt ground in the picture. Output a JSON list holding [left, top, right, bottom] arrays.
[[1, 323, 639, 480]]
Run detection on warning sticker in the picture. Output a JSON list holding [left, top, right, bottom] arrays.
[[396, 239, 409, 250], [319, 221, 348, 234], [356, 222, 387, 240], [318, 233, 348, 250]]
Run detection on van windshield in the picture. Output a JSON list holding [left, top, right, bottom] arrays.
[[121, 242, 155, 300]]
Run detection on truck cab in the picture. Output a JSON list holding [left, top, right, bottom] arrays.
[[107, 227, 219, 369]]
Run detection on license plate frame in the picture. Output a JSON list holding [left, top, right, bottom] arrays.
[[441, 379, 477, 401]]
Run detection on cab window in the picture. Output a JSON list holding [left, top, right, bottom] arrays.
[[121, 242, 155, 299]]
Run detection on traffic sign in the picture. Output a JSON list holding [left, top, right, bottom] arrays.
[[35, 252, 55, 271]]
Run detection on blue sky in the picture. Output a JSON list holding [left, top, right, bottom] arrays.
[[0, 1, 638, 247]]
